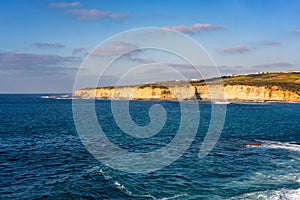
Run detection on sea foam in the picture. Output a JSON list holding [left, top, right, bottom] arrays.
[[230, 188, 300, 200], [255, 140, 300, 152]]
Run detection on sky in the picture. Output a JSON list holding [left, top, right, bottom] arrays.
[[1, 0, 300, 93]]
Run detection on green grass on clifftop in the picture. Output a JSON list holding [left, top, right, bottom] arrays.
[[220, 73, 300, 93], [79, 72, 300, 94]]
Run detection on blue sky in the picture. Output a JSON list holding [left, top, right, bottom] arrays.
[[1, 0, 300, 93]]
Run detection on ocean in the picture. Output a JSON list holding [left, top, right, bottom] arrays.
[[1, 94, 300, 199]]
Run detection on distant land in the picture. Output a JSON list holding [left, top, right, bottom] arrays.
[[73, 71, 300, 102]]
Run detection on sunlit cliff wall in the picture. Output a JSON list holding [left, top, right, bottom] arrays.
[[74, 84, 300, 102]]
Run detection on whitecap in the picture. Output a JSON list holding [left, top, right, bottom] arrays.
[[41, 95, 51, 99], [254, 140, 300, 152], [99, 167, 112, 180], [112, 180, 187, 200], [113, 180, 157, 199], [212, 101, 232, 104], [229, 188, 300, 200], [161, 193, 188, 200]]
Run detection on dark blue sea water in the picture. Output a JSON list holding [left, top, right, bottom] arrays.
[[1, 94, 300, 199]]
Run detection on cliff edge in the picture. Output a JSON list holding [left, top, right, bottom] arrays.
[[73, 72, 300, 102]]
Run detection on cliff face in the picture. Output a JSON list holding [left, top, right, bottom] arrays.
[[74, 86, 196, 100], [74, 84, 300, 102], [223, 85, 300, 102]]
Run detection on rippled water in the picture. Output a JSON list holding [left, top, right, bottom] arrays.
[[1, 94, 300, 199]]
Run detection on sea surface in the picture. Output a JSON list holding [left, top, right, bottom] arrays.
[[1, 94, 300, 199]]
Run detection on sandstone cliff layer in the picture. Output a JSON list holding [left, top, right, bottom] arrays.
[[73, 84, 300, 102]]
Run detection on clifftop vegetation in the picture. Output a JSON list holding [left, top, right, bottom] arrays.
[[221, 73, 300, 93], [79, 72, 300, 94]]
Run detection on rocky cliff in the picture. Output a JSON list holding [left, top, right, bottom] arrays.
[[73, 73, 300, 102], [74, 84, 300, 102]]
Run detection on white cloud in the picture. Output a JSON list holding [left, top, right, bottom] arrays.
[[86, 42, 138, 57], [162, 23, 223, 34], [67, 9, 128, 20], [0, 51, 81, 75], [72, 47, 85, 55], [218, 45, 251, 53], [48, 1, 81, 8]]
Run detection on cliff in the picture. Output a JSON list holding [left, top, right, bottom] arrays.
[[73, 73, 300, 102]]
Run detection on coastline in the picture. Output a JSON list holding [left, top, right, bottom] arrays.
[[68, 95, 300, 104], [72, 72, 300, 102]]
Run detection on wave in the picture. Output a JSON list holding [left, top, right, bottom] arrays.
[[113, 180, 187, 200], [160, 194, 188, 200], [41, 95, 78, 100], [212, 101, 232, 104], [95, 166, 187, 200], [247, 140, 300, 152], [229, 188, 300, 200], [41, 95, 54, 99], [114, 181, 157, 199]]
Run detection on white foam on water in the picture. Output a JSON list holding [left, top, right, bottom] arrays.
[[99, 167, 112, 180], [86, 166, 100, 173], [250, 140, 300, 152], [212, 101, 232, 104], [160, 193, 188, 200], [113, 180, 187, 200], [41, 95, 76, 99], [113, 180, 157, 199], [229, 188, 300, 200], [41, 95, 51, 98]]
